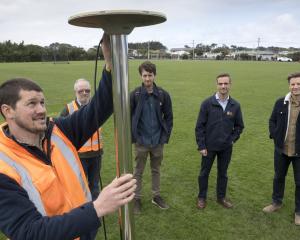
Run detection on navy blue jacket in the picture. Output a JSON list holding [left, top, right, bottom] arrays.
[[130, 83, 173, 145], [269, 94, 300, 155], [195, 94, 244, 151], [0, 69, 113, 240]]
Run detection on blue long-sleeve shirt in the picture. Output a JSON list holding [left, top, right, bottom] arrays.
[[0, 69, 113, 240]]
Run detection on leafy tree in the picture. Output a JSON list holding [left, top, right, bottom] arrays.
[[288, 52, 300, 62], [128, 41, 167, 51], [210, 43, 217, 50], [194, 43, 211, 56], [86, 47, 98, 60], [24, 44, 44, 62], [267, 46, 280, 53], [236, 53, 252, 60], [230, 45, 237, 51], [212, 44, 230, 57]]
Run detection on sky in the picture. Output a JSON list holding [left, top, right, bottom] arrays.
[[0, 0, 300, 50]]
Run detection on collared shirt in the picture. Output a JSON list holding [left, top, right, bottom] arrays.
[[215, 93, 229, 111], [76, 98, 83, 106], [284, 94, 300, 156], [76, 98, 90, 107], [137, 93, 161, 146]]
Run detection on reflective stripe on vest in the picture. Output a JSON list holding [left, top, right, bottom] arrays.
[[66, 100, 102, 152], [67, 102, 76, 115], [81, 139, 99, 148], [51, 133, 92, 201], [0, 152, 47, 216]]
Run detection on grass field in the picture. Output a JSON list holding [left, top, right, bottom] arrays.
[[0, 60, 300, 240]]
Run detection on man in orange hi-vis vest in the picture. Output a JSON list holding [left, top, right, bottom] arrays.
[[0, 34, 136, 240], [61, 78, 104, 200]]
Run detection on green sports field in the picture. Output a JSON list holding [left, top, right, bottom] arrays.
[[0, 60, 300, 240]]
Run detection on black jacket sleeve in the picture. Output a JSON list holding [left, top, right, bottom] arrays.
[[0, 174, 100, 240], [195, 101, 208, 150], [231, 104, 244, 143], [54, 69, 113, 150], [269, 99, 280, 139], [130, 90, 136, 119], [161, 91, 173, 143], [130, 90, 137, 142]]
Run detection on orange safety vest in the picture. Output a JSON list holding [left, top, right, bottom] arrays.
[[0, 123, 92, 218], [67, 101, 103, 153]]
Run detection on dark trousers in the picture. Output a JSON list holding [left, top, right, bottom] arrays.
[[198, 146, 232, 199], [81, 155, 102, 200], [272, 150, 300, 213]]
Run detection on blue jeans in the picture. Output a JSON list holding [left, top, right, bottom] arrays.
[[272, 150, 300, 213], [81, 155, 102, 200], [198, 146, 232, 199]]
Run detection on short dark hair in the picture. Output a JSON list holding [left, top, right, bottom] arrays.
[[216, 73, 231, 82], [0, 78, 43, 116], [138, 61, 156, 76], [287, 72, 300, 83]]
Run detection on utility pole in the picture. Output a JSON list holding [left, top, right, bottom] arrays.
[[53, 45, 57, 64], [192, 40, 195, 60], [256, 37, 260, 61], [147, 41, 150, 60]]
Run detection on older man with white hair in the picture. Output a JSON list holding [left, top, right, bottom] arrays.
[[61, 78, 104, 200]]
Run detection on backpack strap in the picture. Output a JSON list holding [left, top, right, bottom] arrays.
[[134, 86, 165, 106], [156, 87, 165, 106], [134, 86, 142, 105]]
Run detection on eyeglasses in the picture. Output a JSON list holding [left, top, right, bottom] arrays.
[[77, 89, 91, 94]]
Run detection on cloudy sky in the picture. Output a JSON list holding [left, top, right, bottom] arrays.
[[1, 0, 299, 49]]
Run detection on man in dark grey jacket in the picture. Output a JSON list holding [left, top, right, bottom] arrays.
[[130, 61, 173, 214], [263, 72, 300, 226], [195, 73, 244, 209]]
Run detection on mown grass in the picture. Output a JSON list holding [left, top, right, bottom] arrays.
[[0, 60, 300, 240]]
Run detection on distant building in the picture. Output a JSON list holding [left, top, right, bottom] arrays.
[[170, 47, 193, 52], [170, 48, 192, 59], [203, 52, 222, 59], [232, 50, 277, 60], [169, 46, 297, 61]]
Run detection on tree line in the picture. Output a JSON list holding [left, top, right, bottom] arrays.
[[0, 40, 167, 63], [1, 40, 299, 62], [0, 40, 99, 62]]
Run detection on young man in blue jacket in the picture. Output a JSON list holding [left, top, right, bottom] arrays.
[[263, 72, 300, 226], [195, 73, 244, 209], [130, 61, 173, 214]]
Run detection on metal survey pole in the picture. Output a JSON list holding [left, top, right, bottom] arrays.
[[110, 34, 134, 240], [68, 10, 166, 240]]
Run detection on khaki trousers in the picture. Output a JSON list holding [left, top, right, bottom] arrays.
[[133, 143, 164, 198]]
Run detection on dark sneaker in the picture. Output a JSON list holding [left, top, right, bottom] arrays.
[[134, 199, 142, 214], [152, 196, 169, 209]]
